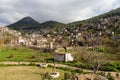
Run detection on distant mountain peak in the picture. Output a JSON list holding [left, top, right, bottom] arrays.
[[24, 16, 32, 19], [19, 16, 37, 23], [7, 16, 40, 30]]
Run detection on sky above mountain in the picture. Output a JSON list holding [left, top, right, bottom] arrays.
[[0, 0, 120, 26]]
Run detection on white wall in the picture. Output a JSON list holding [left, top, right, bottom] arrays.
[[65, 53, 74, 62]]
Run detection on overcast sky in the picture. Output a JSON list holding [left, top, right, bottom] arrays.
[[0, 0, 120, 26]]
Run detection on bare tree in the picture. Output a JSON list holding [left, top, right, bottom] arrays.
[[86, 49, 106, 74], [86, 36, 106, 74], [106, 36, 120, 54], [35, 48, 44, 62], [59, 37, 69, 52]]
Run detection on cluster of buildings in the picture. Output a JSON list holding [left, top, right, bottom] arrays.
[[44, 15, 120, 46], [0, 26, 48, 48], [0, 26, 21, 38]]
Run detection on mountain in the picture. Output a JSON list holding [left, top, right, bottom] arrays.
[[40, 21, 66, 29], [7, 7, 120, 34], [67, 7, 120, 34], [68, 7, 120, 26], [7, 16, 41, 30], [7, 17, 66, 33]]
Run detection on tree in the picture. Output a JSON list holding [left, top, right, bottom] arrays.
[[35, 48, 44, 62], [75, 36, 106, 74], [64, 72, 76, 80], [106, 37, 120, 54], [86, 49, 106, 74], [60, 37, 69, 52], [40, 72, 51, 80], [35, 48, 48, 68], [86, 36, 106, 74]]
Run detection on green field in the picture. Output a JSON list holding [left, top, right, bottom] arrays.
[[0, 46, 119, 72], [0, 46, 53, 62], [0, 47, 37, 62], [0, 66, 65, 80]]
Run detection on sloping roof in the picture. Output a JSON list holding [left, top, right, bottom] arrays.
[[55, 52, 71, 55]]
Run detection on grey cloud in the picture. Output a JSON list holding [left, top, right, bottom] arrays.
[[0, 0, 120, 26]]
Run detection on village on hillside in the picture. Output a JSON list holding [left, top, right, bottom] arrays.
[[0, 0, 120, 79], [0, 14, 120, 80]]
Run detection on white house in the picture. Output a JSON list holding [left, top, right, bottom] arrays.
[[54, 52, 74, 62], [18, 36, 25, 45]]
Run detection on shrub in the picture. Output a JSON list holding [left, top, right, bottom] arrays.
[[64, 72, 72, 80], [57, 67, 72, 72], [93, 77, 99, 80], [107, 73, 114, 80], [56, 66, 84, 74], [63, 61, 91, 69], [116, 73, 119, 78], [116, 66, 120, 70], [40, 72, 51, 80], [101, 66, 119, 72], [97, 71, 106, 76], [74, 69, 83, 74], [7, 54, 14, 58], [30, 55, 36, 59]]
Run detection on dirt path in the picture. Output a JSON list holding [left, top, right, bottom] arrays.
[[0, 62, 92, 72], [0, 62, 119, 79]]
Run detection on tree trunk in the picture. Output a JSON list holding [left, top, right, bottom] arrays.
[[63, 47, 67, 52], [93, 65, 99, 74], [53, 60, 56, 72]]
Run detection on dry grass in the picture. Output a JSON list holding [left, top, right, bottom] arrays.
[[0, 66, 65, 80]]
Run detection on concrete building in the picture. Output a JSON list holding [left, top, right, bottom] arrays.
[[54, 52, 74, 62]]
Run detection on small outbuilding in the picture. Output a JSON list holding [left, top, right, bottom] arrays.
[[54, 52, 74, 62]]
